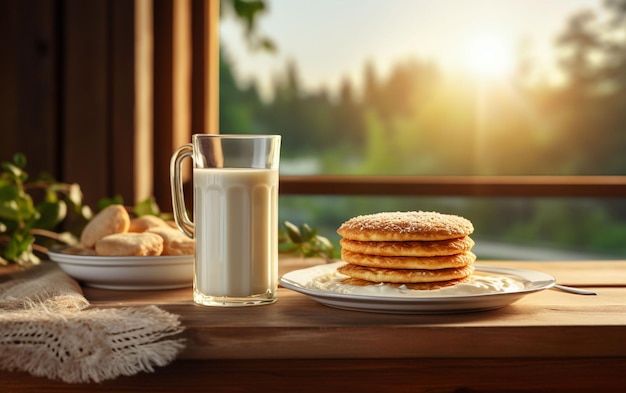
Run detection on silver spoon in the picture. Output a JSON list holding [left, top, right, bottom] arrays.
[[552, 284, 597, 296]]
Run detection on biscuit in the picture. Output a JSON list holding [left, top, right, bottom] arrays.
[[337, 263, 474, 283], [337, 211, 474, 241], [342, 276, 471, 290], [94, 232, 164, 256], [147, 226, 195, 255], [80, 205, 130, 248], [59, 245, 97, 256], [340, 236, 475, 257], [165, 220, 179, 229], [128, 215, 169, 232], [341, 249, 476, 270]]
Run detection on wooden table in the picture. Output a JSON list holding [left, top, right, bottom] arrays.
[[2, 259, 626, 392]]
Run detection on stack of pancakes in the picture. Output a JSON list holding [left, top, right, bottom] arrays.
[[336, 211, 476, 290]]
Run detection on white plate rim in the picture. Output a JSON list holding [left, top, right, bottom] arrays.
[[279, 261, 555, 313], [48, 250, 193, 267]]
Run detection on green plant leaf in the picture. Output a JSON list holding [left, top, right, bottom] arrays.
[[279, 221, 335, 261], [4, 232, 34, 261], [81, 205, 94, 220], [44, 187, 59, 202], [16, 249, 40, 265], [300, 223, 315, 242], [1, 162, 24, 179], [67, 183, 83, 206], [135, 196, 160, 217], [12, 152, 27, 168], [35, 200, 67, 230], [0, 184, 19, 202], [316, 235, 333, 249], [14, 193, 37, 222], [284, 221, 302, 243], [57, 231, 79, 245], [0, 200, 20, 221], [98, 195, 124, 211]]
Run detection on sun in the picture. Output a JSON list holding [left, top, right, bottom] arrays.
[[464, 33, 514, 78]]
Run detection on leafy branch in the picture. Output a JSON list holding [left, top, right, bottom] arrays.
[[0, 153, 90, 266], [222, 0, 275, 52], [279, 221, 335, 261]]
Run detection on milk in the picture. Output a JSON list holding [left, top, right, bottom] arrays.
[[193, 167, 278, 304]]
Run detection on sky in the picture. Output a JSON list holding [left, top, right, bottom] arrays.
[[220, 0, 605, 100]]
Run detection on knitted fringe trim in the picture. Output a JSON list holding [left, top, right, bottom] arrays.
[[0, 305, 185, 383]]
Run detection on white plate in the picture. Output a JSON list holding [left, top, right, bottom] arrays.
[[48, 251, 193, 290], [280, 262, 555, 314]]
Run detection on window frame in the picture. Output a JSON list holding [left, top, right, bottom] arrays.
[[278, 175, 626, 197]]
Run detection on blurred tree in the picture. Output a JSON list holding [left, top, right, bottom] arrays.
[[598, 0, 626, 175], [557, 10, 601, 90], [263, 60, 305, 154], [362, 60, 382, 113], [603, 0, 626, 94], [552, 3, 626, 175], [335, 76, 365, 149], [219, 0, 272, 136], [219, 48, 265, 134]]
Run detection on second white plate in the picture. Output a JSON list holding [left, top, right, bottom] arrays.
[[48, 251, 193, 290]]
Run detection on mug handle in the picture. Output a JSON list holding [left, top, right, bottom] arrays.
[[170, 144, 195, 238]]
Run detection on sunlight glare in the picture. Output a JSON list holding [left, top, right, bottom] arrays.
[[464, 33, 514, 78]]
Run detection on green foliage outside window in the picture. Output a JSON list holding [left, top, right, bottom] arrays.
[[220, 1, 626, 258]]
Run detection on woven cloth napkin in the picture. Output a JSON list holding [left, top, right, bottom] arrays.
[[0, 262, 185, 383]]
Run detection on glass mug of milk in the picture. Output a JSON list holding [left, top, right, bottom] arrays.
[[170, 134, 281, 306]]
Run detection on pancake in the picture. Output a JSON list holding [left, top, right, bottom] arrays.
[[341, 249, 476, 270], [337, 263, 474, 283], [341, 276, 471, 290], [340, 236, 474, 257], [337, 211, 474, 241]]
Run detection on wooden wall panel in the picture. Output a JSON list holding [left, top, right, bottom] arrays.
[[153, 0, 198, 210], [63, 0, 109, 207], [0, 0, 19, 161], [191, 0, 205, 136], [192, 0, 220, 135], [153, 0, 175, 210], [110, 0, 138, 204], [1, 0, 219, 211], [0, 0, 57, 177], [134, 0, 155, 204]]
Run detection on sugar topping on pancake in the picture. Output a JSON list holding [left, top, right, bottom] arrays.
[[337, 211, 474, 241]]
